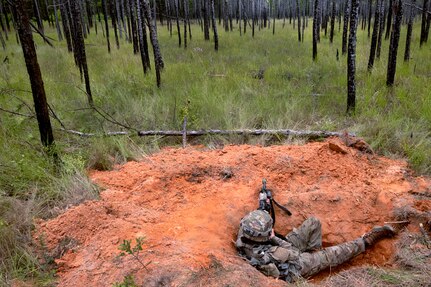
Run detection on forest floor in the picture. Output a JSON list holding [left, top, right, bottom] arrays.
[[33, 138, 431, 287]]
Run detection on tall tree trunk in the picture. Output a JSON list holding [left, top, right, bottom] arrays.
[[60, 1, 73, 52], [367, 0, 372, 37], [420, 0, 429, 45], [203, 0, 210, 40], [52, 0, 62, 41], [143, 0, 164, 86], [347, 0, 359, 114], [312, 0, 320, 60], [297, 0, 301, 41], [376, 0, 384, 58], [111, 0, 120, 49], [0, 0, 9, 40], [224, 0, 229, 31], [184, 0, 188, 47], [12, 0, 55, 151], [136, 0, 150, 73], [102, 0, 111, 52], [330, 0, 336, 42], [70, 0, 93, 106], [129, 0, 140, 53], [211, 0, 218, 50], [342, 0, 351, 55], [385, 0, 393, 39], [386, 0, 403, 86], [33, 0, 44, 32], [404, 0, 414, 61], [368, 0, 380, 71], [175, 0, 182, 46]]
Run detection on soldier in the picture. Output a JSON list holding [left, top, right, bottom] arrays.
[[236, 209, 396, 282]]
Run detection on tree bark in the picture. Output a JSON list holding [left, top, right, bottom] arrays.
[[33, 0, 44, 32], [210, 0, 218, 50], [12, 0, 55, 151], [71, 0, 94, 106], [203, 0, 210, 40], [110, 0, 120, 49], [386, 0, 403, 86], [297, 0, 301, 41], [404, 0, 415, 61], [102, 0, 111, 52], [60, 1, 73, 52], [175, 0, 181, 46], [312, 0, 320, 60], [142, 0, 164, 86], [420, 0, 429, 45], [368, 0, 380, 71], [367, 0, 372, 37], [376, 0, 384, 58], [129, 0, 140, 53], [330, 0, 336, 43], [342, 0, 351, 55], [385, 0, 393, 39], [347, 0, 359, 115], [136, 0, 150, 74]]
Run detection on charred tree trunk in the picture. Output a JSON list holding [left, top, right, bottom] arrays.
[[143, 0, 164, 86], [297, 0, 301, 41], [136, 0, 150, 73], [0, 1, 9, 42], [12, 0, 55, 151], [111, 0, 120, 49], [71, 0, 94, 106], [175, 0, 181, 46], [33, 0, 44, 32], [203, 0, 210, 40], [60, 1, 73, 52], [368, 0, 380, 71], [385, 0, 393, 39], [342, 0, 351, 55], [0, 30, 5, 49], [211, 0, 218, 50], [330, 0, 336, 43], [404, 0, 414, 61], [376, 0, 384, 58], [102, 0, 111, 52], [386, 0, 403, 86], [184, 0, 188, 48], [52, 0, 62, 41], [420, 0, 429, 45], [347, 0, 359, 115], [312, 0, 320, 60], [129, 0, 140, 53], [367, 0, 372, 37]]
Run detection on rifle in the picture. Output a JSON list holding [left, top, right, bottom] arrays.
[[258, 179, 292, 227]]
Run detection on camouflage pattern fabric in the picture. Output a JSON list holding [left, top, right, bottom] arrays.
[[236, 216, 366, 281]]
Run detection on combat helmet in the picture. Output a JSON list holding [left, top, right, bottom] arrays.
[[240, 210, 273, 242]]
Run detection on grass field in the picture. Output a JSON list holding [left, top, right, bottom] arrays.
[[0, 18, 430, 285]]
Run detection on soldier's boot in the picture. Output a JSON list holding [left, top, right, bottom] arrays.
[[362, 225, 395, 248]]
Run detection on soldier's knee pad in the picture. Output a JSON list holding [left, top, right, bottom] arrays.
[[306, 217, 321, 227]]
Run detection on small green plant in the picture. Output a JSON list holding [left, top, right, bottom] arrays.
[[112, 274, 138, 287], [118, 237, 151, 271]]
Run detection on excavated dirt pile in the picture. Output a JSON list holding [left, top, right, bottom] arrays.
[[35, 138, 431, 287]]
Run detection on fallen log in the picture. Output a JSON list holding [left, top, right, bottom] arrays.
[[60, 129, 129, 137], [138, 129, 355, 138], [60, 128, 356, 139]]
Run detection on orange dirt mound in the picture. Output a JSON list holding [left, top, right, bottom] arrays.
[[35, 138, 431, 286]]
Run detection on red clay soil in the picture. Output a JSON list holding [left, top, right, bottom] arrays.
[[34, 138, 431, 287]]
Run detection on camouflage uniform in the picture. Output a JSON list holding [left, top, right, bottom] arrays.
[[236, 215, 365, 281]]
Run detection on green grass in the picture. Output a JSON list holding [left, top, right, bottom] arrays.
[[0, 18, 431, 285]]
